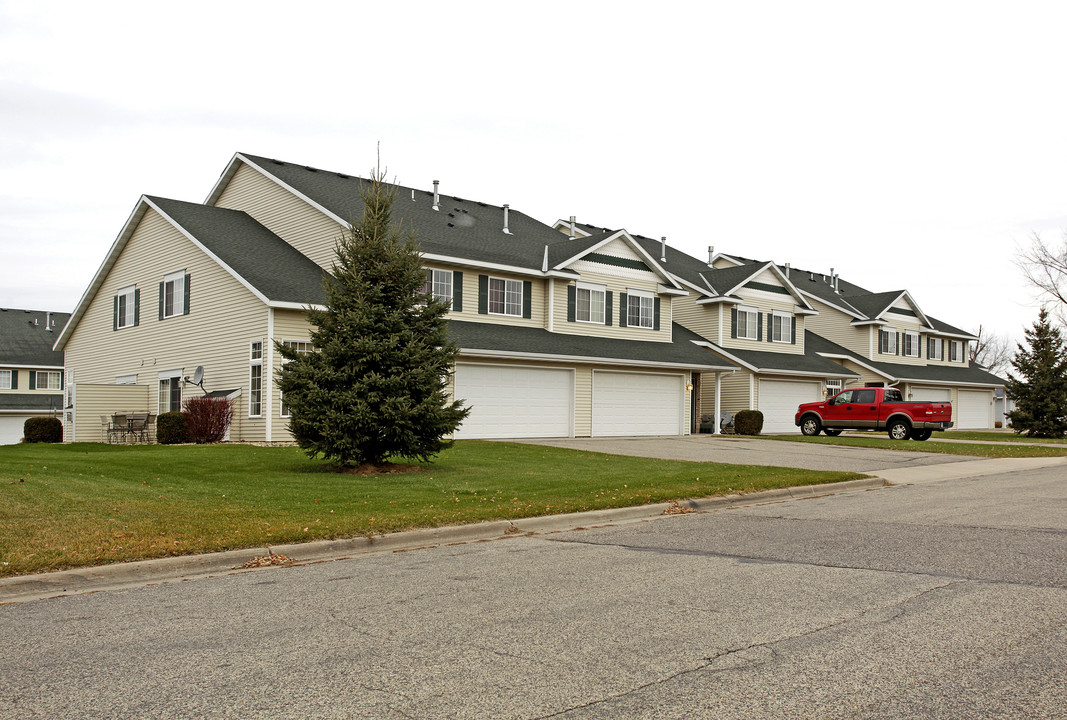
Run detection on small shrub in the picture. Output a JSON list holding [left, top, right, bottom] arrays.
[[183, 396, 233, 444], [734, 410, 764, 436], [156, 411, 187, 445], [995, 421, 1003, 429], [23, 417, 62, 443]]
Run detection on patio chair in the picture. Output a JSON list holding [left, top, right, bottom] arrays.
[[719, 411, 736, 434]]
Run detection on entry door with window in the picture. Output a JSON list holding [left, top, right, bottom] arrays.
[[159, 377, 182, 414]]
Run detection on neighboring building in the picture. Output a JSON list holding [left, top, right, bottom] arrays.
[[54, 153, 1004, 441], [0, 308, 69, 444]]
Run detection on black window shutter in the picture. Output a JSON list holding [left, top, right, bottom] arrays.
[[896, 332, 901, 356], [183, 274, 191, 315], [477, 275, 488, 314], [29, 371, 36, 390], [605, 291, 613, 326], [653, 297, 661, 331], [452, 271, 463, 312], [133, 289, 140, 327], [767, 313, 773, 343], [927, 337, 933, 358], [879, 330, 886, 353], [60, 371, 64, 389], [619, 292, 628, 327], [731, 308, 737, 339], [567, 285, 576, 323], [158, 282, 165, 320], [757, 313, 763, 341], [11, 370, 17, 389], [791, 317, 797, 345], [113, 295, 119, 331], [522, 281, 532, 319], [916, 334, 922, 358]]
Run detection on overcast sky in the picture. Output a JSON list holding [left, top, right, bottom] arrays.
[[2, 1, 1065, 346]]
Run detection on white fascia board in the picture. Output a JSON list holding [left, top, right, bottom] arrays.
[[457, 348, 734, 372], [53, 197, 151, 351], [669, 274, 714, 299], [1, 364, 65, 370], [420, 253, 550, 278], [722, 262, 774, 297], [766, 264, 816, 311], [230, 154, 350, 228], [794, 307, 819, 316], [711, 253, 744, 267], [851, 319, 888, 327], [879, 290, 936, 330], [696, 296, 741, 306], [798, 289, 865, 320], [696, 272, 719, 296], [816, 352, 896, 380], [757, 367, 860, 379], [551, 229, 627, 270], [929, 330, 979, 341], [657, 284, 689, 296], [897, 376, 1002, 388], [689, 341, 759, 373], [143, 198, 272, 306], [204, 152, 245, 205]]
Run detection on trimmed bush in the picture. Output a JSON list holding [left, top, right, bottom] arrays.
[[183, 396, 233, 444], [156, 411, 187, 445], [733, 410, 764, 436], [23, 417, 62, 443]]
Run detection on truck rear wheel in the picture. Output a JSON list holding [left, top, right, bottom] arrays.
[[800, 416, 821, 436], [824, 429, 842, 437], [910, 429, 932, 441], [887, 420, 911, 440]]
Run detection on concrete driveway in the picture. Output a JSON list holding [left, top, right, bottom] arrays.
[[511, 435, 981, 473]]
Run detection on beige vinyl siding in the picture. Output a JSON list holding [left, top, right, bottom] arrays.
[[552, 271, 672, 343], [716, 370, 753, 413], [720, 294, 805, 355], [671, 296, 719, 344], [66, 384, 150, 442], [0, 369, 65, 398], [873, 324, 925, 366], [61, 208, 270, 442], [834, 360, 887, 388], [804, 299, 871, 354], [271, 309, 314, 442], [214, 162, 346, 270]]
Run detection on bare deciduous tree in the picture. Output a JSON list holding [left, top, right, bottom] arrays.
[[1017, 231, 1067, 325], [969, 324, 1012, 376]]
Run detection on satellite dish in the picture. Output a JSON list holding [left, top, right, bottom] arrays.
[[192, 366, 204, 385]]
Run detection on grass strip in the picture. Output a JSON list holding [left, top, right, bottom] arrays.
[[766, 434, 1067, 457], [0, 441, 863, 578], [942, 431, 1067, 444]]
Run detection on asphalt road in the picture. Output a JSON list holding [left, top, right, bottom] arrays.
[[1, 463, 1064, 719], [512, 434, 982, 471]]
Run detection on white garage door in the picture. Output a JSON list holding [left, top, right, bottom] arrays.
[[0, 416, 29, 445], [957, 390, 993, 429], [453, 364, 573, 439], [911, 386, 951, 402], [592, 371, 684, 437], [759, 380, 823, 434]]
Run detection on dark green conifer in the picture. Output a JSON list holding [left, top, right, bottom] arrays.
[[1005, 308, 1067, 438]]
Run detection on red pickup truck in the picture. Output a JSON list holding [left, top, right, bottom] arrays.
[[795, 386, 953, 440]]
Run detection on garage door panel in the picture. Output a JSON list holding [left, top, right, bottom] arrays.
[[958, 390, 993, 429], [454, 365, 572, 439], [911, 386, 951, 402], [759, 380, 822, 434], [0, 416, 28, 445], [592, 372, 683, 437]]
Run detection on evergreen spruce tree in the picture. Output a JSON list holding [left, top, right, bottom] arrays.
[[1005, 308, 1067, 438], [276, 166, 469, 467]]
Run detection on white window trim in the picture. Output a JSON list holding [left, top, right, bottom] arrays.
[[902, 330, 919, 357], [279, 340, 314, 417], [576, 282, 607, 325], [929, 337, 944, 361], [116, 285, 136, 329], [422, 268, 454, 308], [488, 276, 523, 317], [881, 328, 898, 355], [627, 288, 654, 329], [736, 305, 758, 341], [249, 341, 264, 418], [157, 370, 182, 415], [771, 310, 792, 343], [35, 371, 63, 391], [950, 340, 962, 363], [0, 369, 12, 390], [162, 270, 186, 319]]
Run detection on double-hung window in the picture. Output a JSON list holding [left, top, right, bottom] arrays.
[[115, 285, 138, 329], [880, 329, 898, 355], [736, 306, 758, 340], [34, 371, 62, 390], [249, 342, 263, 417], [421, 269, 453, 307], [903, 330, 920, 357], [489, 277, 523, 316], [280, 340, 313, 417], [576, 283, 606, 324], [0, 370, 12, 389], [161, 271, 187, 319], [627, 290, 654, 329], [771, 311, 792, 343], [158, 373, 182, 414], [949, 340, 962, 362], [928, 337, 943, 360]]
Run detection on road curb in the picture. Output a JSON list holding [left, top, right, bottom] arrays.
[[0, 476, 886, 605]]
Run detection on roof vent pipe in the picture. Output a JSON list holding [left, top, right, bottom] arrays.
[[411, 189, 415, 202], [502, 204, 512, 235], [707, 246, 715, 267], [568, 216, 576, 240], [785, 262, 791, 278], [46, 312, 52, 331], [660, 237, 667, 263], [432, 180, 440, 211]]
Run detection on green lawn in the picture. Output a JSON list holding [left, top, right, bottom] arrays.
[[943, 431, 1067, 444], [766, 434, 1067, 457], [0, 441, 863, 578]]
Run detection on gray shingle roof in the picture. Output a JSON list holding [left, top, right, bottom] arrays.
[[147, 197, 329, 305], [701, 342, 861, 377], [0, 394, 63, 411], [448, 320, 735, 370], [237, 154, 574, 271], [0, 308, 69, 366], [806, 331, 1005, 386], [840, 290, 904, 320]]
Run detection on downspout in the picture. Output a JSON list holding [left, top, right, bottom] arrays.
[[265, 307, 274, 442], [714, 372, 722, 435]]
